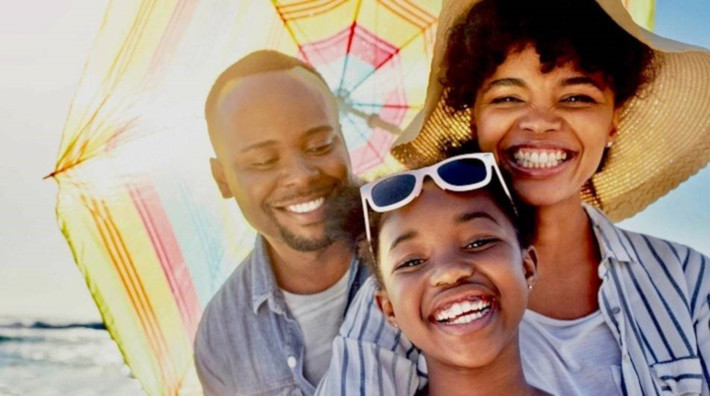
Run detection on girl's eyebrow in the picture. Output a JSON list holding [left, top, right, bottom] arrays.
[[388, 230, 417, 253], [457, 211, 499, 225]]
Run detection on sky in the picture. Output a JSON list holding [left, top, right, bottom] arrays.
[[0, 0, 708, 322]]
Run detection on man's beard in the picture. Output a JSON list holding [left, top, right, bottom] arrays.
[[267, 181, 365, 253]]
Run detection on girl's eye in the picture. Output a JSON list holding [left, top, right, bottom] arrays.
[[491, 96, 523, 104], [561, 95, 597, 104], [395, 258, 425, 271], [465, 238, 498, 250]]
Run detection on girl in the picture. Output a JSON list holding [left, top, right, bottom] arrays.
[[360, 152, 547, 395]]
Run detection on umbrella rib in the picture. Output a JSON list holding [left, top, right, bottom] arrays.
[[343, 109, 384, 159], [336, 0, 364, 95], [347, 24, 434, 96]]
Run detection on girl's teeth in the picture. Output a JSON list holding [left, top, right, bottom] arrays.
[[434, 299, 492, 323], [286, 197, 325, 214]]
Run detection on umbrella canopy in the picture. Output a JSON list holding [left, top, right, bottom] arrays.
[[50, 0, 654, 394], [51, 1, 440, 394]]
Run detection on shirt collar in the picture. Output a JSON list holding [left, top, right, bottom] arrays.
[[250, 235, 280, 313], [585, 203, 640, 267]]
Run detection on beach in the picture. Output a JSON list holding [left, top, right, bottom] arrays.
[[0, 316, 144, 396]]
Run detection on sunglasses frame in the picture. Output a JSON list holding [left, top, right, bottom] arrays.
[[360, 153, 515, 244]]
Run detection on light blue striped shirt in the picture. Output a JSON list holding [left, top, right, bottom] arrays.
[[316, 205, 710, 395]]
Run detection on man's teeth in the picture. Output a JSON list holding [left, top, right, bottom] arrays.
[[434, 299, 492, 324], [286, 197, 325, 214], [513, 149, 567, 169]]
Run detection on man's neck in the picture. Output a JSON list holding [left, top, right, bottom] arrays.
[[266, 238, 353, 294]]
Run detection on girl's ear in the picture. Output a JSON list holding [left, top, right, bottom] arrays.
[[375, 290, 399, 329], [521, 246, 539, 290]]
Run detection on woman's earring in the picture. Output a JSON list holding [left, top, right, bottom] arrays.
[[605, 141, 614, 148], [527, 283, 534, 290]]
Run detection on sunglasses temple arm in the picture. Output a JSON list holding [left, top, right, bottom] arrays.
[[491, 163, 518, 216]]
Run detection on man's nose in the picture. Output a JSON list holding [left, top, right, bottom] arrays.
[[517, 106, 563, 134], [429, 255, 475, 287], [280, 155, 320, 187]]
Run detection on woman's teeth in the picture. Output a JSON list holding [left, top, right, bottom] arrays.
[[434, 299, 492, 324], [513, 149, 567, 169], [286, 197, 325, 214]]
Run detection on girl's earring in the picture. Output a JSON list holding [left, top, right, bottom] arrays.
[[605, 141, 614, 148]]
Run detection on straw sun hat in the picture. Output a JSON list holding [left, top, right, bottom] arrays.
[[391, 0, 710, 221]]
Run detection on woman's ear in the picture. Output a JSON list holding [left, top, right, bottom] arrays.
[[469, 117, 478, 140], [521, 246, 539, 291], [375, 290, 399, 329], [210, 158, 233, 199], [607, 109, 621, 146]]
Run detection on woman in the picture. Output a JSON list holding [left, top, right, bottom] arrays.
[[315, 0, 710, 395], [361, 153, 547, 395]]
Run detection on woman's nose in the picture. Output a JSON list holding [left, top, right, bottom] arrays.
[[518, 107, 563, 134]]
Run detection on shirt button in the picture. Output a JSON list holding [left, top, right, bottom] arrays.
[[612, 307, 621, 314], [287, 356, 297, 368]]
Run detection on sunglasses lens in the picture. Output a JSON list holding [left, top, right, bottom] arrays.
[[437, 157, 487, 186], [370, 174, 417, 209]]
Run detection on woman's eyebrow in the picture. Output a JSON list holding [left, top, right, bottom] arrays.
[[560, 76, 603, 90], [388, 230, 418, 253], [481, 78, 524, 94]]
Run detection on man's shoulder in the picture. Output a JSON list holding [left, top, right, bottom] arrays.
[[197, 250, 257, 337]]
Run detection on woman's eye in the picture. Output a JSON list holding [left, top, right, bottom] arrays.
[[561, 95, 597, 104], [491, 96, 523, 104]]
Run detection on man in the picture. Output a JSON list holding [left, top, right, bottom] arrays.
[[194, 50, 368, 396]]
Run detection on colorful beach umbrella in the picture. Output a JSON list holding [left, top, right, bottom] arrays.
[[50, 0, 654, 394], [50, 1, 441, 394]]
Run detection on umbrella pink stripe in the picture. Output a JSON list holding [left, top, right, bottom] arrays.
[[277, 0, 348, 21], [77, 191, 172, 390], [146, 0, 199, 80], [127, 182, 201, 337]]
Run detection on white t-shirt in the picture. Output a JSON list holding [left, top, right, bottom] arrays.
[[520, 309, 622, 396], [282, 269, 350, 385]]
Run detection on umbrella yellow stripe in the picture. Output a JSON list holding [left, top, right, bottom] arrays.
[[277, 0, 349, 21], [378, 0, 436, 29], [58, 186, 165, 394], [79, 191, 174, 390]]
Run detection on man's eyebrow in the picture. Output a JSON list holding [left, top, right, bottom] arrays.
[[481, 78, 525, 94], [302, 125, 335, 138], [456, 211, 499, 225], [389, 230, 417, 253], [240, 140, 277, 153], [560, 76, 604, 90]]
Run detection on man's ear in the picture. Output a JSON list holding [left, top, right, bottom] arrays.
[[522, 246, 539, 290], [375, 290, 399, 329], [210, 158, 233, 199]]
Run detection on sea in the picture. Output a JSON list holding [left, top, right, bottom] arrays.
[[0, 316, 144, 396]]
